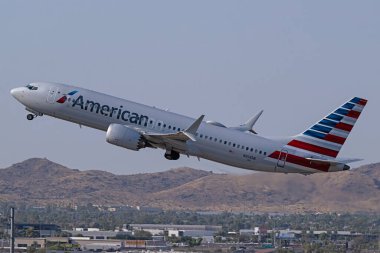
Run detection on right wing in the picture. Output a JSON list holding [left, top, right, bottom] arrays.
[[230, 110, 263, 134]]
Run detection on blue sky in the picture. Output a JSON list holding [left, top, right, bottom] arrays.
[[1, 1, 379, 174]]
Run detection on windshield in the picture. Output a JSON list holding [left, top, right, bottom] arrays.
[[26, 84, 38, 90]]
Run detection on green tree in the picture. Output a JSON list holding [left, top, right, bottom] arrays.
[[133, 230, 152, 240], [25, 227, 35, 238]]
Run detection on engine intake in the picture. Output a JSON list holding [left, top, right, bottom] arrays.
[[106, 124, 145, 151]]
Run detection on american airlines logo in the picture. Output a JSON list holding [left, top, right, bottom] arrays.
[[71, 95, 149, 126], [56, 90, 78, 103]]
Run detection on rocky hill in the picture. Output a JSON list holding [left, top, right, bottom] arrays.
[[0, 158, 379, 213]]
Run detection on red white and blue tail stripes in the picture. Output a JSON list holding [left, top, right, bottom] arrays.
[[289, 97, 367, 158], [268, 97, 367, 172]]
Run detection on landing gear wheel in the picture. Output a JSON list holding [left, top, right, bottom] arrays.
[[164, 150, 180, 160], [26, 114, 35, 120]]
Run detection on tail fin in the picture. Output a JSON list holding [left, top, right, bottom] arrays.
[[288, 97, 367, 158]]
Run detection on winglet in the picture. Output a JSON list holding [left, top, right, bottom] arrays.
[[245, 110, 263, 133], [230, 110, 263, 134], [185, 115, 204, 134], [183, 115, 204, 141]]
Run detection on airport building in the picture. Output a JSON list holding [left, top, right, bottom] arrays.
[[5, 223, 61, 238], [130, 224, 222, 237], [66, 229, 132, 240]]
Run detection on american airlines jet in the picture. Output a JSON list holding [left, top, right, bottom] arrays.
[[11, 82, 367, 174]]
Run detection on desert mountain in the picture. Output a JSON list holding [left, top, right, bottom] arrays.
[[0, 158, 379, 213]]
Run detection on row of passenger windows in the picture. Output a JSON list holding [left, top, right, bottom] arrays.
[[195, 133, 267, 155], [147, 120, 267, 156], [154, 121, 182, 131]]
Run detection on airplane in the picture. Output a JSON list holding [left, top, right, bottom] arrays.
[[10, 82, 367, 174]]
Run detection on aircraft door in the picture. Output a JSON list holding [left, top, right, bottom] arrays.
[[46, 86, 59, 103], [276, 149, 288, 168]]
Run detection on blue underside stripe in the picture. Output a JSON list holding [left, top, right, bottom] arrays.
[[350, 97, 361, 104], [335, 108, 349, 116], [327, 113, 343, 121], [319, 119, 338, 128], [311, 124, 332, 133], [342, 103, 355, 110], [303, 130, 326, 140]]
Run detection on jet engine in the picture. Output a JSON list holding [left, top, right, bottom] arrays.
[[106, 124, 146, 151]]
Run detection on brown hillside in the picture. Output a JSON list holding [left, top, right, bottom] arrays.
[[0, 158, 379, 213]]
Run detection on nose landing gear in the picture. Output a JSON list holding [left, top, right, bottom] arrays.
[[26, 109, 43, 120], [27, 114, 36, 120], [26, 112, 43, 120]]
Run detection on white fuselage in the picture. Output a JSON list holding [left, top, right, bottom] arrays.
[[11, 82, 351, 174]]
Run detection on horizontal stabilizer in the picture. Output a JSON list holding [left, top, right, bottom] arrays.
[[306, 158, 343, 166], [306, 157, 362, 166]]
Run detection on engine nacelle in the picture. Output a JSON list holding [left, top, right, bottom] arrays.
[[106, 124, 145, 151]]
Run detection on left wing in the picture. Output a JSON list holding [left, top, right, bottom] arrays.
[[142, 115, 204, 142]]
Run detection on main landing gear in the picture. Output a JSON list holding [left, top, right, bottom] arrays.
[[27, 114, 36, 120], [164, 150, 180, 160]]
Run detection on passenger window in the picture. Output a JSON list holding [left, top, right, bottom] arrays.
[[200, 134, 203, 138], [209, 137, 212, 140], [264, 152, 267, 155], [205, 136, 208, 139], [168, 126, 171, 129], [214, 138, 217, 142], [224, 141, 227, 144], [242, 146, 245, 149], [219, 140, 222, 143], [246, 147, 249, 151], [233, 143, 236, 147], [163, 124, 166, 128], [228, 142, 231, 146], [255, 149, 258, 153], [250, 148, 253, 152], [259, 151, 262, 154]]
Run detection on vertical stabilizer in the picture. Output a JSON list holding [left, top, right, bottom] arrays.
[[289, 97, 367, 158]]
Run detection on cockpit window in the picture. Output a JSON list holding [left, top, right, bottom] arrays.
[[26, 84, 38, 90]]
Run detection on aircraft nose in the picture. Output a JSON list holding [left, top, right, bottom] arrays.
[[10, 87, 25, 100], [10, 88, 17, 97]]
